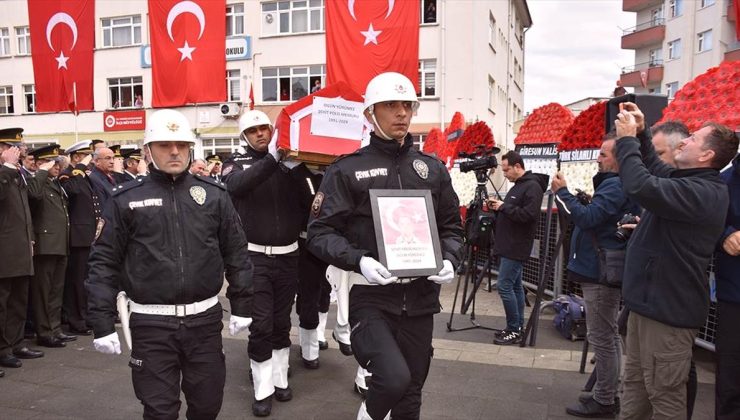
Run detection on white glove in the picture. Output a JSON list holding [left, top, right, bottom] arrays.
[[93, 332, 122, 355], [359, 256, 398, 285], [268, 130, 280, 161], [428, 260, 455, 284], [228, 315, 253, 336]]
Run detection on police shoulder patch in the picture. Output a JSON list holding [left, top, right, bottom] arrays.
[[311, 192, 325, 218], [413, 159, 429, 180], [94, 219, 105, 242], [194, 174, 227, 190]]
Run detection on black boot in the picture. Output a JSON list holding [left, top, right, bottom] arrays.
[[566, 395, 617, 418], [252, 395, 273, 417], [274, 386, 292, 402]]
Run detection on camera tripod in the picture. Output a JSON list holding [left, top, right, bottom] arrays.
[[446, 169, 502, 333]]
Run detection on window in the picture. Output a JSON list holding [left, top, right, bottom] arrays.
[[668, 39, 681, 59], [649, 48, 663, 65], [261, 0, 324, 36], [669, 0, 683, 17], [226, 69, 241, 101], [226, 3, 245, 36], [23, 85, 35, 113], [488, 13, 496, 50], [108, 76, 143, 109], [697, 30, 712, 53], [411, 134, 425, 150], [16, 27, 31, 55], [418, 60, 436, 98], [0, 28, 10, 56], [102, 15, 142, 47], [422, 0, 437, 24], [0, 86, 14, 114], [666, 81, 678, 99], [262, 65, 324, 102], [700, 0, 715, 7], [202, 137, 242, 158], [488, 77, 496, 111]]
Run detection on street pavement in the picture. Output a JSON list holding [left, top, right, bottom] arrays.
[[0, 281, 716, 419]]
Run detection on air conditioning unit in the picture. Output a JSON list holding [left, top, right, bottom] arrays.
[[220, 103, 240, 118]]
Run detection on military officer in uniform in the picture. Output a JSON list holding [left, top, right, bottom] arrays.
[[0, 128, 45, 372], [222, 110, 305, 417], [58, 140, 100, 335], [307, 73, 464, 420], [205, 154, 223, 181], [121, 148, 144, 182], [27, 145, 76, 348], [86, 109, 254, 419]]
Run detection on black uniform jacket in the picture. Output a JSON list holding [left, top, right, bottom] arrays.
[[616, 132, 728, 329], [307, 133, 464, 316], [85, 167, 254, 338], [59, 164, 100, 248], [222, 146, 304, 247], [89, 166, 116, 212], [27, 169, 69, 256], [492, 171, 548, 262], [0, 164, 34, 278]]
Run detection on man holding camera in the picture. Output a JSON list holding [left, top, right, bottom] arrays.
[[615, 103, 738, 419], [552, 133, 638, 417], [488, 151, 547, 345]]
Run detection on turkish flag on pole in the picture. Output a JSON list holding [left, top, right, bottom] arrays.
[[248, 81, 255, 110], [149, 0, 226, 107], [28, 0, 94, 113], [326, 0, 419, 95]]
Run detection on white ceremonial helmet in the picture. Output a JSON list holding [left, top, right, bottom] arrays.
[[238, 110, 273, 134], [363, 72, 420, 113], [143, 109, 196, 145]]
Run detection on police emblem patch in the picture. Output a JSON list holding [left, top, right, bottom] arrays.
[[190, 186, 207, 205], [94, 219, 105, 242], [311, 192, 325, 217], [221, 164, 234, 177], [413, 159, 429, 180]]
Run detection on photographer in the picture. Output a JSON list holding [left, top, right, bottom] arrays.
[[614, 103, 738, 419], [487, 151, 547, 345], [552, 134, 639, 417]]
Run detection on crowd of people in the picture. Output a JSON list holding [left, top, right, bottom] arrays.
[[1, 73, 738, 420]]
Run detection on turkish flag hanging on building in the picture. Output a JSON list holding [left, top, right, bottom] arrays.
[[326, 0, 419, 95], [148, 0, 226, 107], [28, 0, 95, 113]]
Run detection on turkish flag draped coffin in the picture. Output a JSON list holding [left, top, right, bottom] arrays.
[[28, 0, 95, 113], [326, 0, 420, 94], [148, 0, 226, 107]]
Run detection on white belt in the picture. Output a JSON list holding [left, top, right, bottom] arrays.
[[247, 241, 299, 255], [129, 295, 219, 317]]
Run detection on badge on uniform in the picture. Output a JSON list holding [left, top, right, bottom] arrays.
[[190, 185, 207, 205], [94, 219, 105, 242], [413, 159, 429, 180], [312, 192, 324, 217], [221, 164, 234, 177]]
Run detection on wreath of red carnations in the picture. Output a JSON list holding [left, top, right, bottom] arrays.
[[515, 103, 574, 145], [558, 101, 607, 151]]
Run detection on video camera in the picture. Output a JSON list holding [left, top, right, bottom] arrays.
[[459, 145, 501, 174]]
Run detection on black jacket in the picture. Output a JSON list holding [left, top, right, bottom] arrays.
[[616, 133, 728, 329], [59, 164, 101, 248], [222, 147, 304, 247], [492, 171, 547, 261], [85, 167, 254, 338], [307, 134, 464, 316], [0, 164, 34, 278], [27, 169, 69, 256], [89, 166, 116, 212]]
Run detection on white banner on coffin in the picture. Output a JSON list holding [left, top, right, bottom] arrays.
[[310, 97, 365, 140]]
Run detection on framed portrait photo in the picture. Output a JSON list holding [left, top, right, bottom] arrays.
[[369, 189, 443, 278]]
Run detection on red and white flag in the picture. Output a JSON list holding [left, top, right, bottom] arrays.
[[28, 0, 95, 113], [326, 0, 419, 95], [148, 0, 226, 107], [248, 81, 255, 110]]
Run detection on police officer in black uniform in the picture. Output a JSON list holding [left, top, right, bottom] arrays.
[[27, 145, 76, 348], [222, 110, 304, 417], [307, 72, 464, 420], [0, 128, 46, 374], [58, 140, 100, 335], [86, 109, 254, 419]]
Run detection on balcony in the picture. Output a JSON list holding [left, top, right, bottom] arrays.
[[620, 60, 664, 87], [621, 19, 666, 50], [623, 0, 663, 12]]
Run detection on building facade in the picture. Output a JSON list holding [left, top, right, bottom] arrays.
[[620, 0, 739, 97], [0, 0, 531, 159]]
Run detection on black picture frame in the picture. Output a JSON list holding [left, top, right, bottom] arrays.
[[369, 189, 444, 278]]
